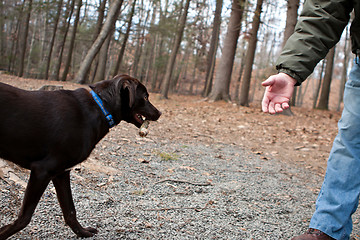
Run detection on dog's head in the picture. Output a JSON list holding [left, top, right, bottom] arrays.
[[90, 75, 161, 128]]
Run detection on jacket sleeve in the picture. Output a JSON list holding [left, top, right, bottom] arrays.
[[276, 0, 353, 85]]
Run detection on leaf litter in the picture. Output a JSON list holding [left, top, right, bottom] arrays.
[[1, 75, 360, 239]]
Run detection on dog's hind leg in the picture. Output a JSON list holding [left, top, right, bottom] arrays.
[[52, 171, 98, 238], [0, 169, 51, 240]]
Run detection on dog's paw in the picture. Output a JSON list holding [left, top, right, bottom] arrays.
[[77, 227, 98, 238]]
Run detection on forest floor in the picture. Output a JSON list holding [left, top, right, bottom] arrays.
[[1, 74, 360, 239]]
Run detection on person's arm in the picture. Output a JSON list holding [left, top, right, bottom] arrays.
[[277, 0, 352, 85], [262, 0, 353, 114]]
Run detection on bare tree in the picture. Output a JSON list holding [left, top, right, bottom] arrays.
[[160, 0, 191, 99], [337, 27, 350, 111], [44, 0, 63, 80], [18, 0, 32, 77], [89, 0, 108, 83], [317, 46, 336, 110], [112, 0, 136, 77], [76, 0, 124, 84], [283, 0, 300, 46], [207, 0, 245, 102], [0, 0, 6, 69], [54, 0, 76, 81], [203, 0, 223, 97], [94, 0, 122, 83], [144, 1, 158, 84], [284, 0, 300, 109], [234, 39, 247, 103], [239, 0, 264, 106], [61, 0, 82, 81]]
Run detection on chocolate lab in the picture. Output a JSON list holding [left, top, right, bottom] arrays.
[[0, 74, 161, 239]]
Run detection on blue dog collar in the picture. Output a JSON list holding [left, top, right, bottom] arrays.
[[90, 90, 115, 128]]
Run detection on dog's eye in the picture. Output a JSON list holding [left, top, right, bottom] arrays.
[[144, 96, 148, 101]]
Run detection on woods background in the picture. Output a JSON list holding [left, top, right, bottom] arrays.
[[0, 0, 352, 110]]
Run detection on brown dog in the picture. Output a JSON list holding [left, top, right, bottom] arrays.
[[0, 74, 161, 239]]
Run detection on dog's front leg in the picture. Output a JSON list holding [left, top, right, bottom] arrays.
[[0, 170, 51, 240], [52, 171, 98, 238]]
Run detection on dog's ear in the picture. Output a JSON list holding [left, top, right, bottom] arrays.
[[121, 79, 136, 108]]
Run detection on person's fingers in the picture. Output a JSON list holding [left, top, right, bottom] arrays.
[[275, 103, 283, 113], [282, 102, 290, 110], [268, 101, 276, 114], [261, 76, 275, 87], [262, 93, 270, 113]]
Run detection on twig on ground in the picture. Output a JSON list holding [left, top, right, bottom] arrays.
[[153, 179, 212, 187], [144, 200, 214, 212]]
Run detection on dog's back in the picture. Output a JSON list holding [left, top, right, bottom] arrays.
[[0, 82, 102, 170]]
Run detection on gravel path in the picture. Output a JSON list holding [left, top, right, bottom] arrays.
[[2, 124, 360, 240]]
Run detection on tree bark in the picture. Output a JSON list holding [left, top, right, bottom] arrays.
[[234, 40, 246, 103], [94, 0, 120, 83], [283, 0, 300, 46], [93, 28, 113, 82], [0, 0, 6, 69], [44, 0, 63, 80], [238, 0, 263, 106], [207, 0, 245, 102], [284, 0, 300, 108], [317, 47, 336, 110], [144, 2, 158, 84], [89, 0, 107, 83], [61, 0, 82, 81], [112, 0, 136, 77], [18, 0, 32, 77], [202, 0, 222, 97], [160, 0, 191, 99], [151, 0, 169, 91], [53, 0, 75, 81], [76, 0, 123, 84], [337, 27, 350, 111]]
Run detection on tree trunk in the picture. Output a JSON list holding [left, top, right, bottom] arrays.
[[202, 0, 222, 97], [76, 0, 123, 84], [25, 17, 37, 77], [234, 40, 246, 103], [8, 25, 17, 73], [44, 0, 63, 80], [239, 0, 263, 106], [61, 0, 82, 81], [283, 0, 300, 46], [144, 2, 158, 84], [317, 47, 336, 110], [54, 0, 75, 81], [0, 0, 6, 69], [313, 61, 325, 108], [18, 0, 32, 77], [94, 0, 120, 83], [93, 0, 107, 42], [111, 0, 136, 77], [160, 0, 191, 99], [207, 0, 245, 102], [132, 2, 149, 79], [93, 29, 113, 82], [277, 0, 299, 114], [337, 27, 350, 111], [89, 0, 107, 83], [283, 0, 300, 108]]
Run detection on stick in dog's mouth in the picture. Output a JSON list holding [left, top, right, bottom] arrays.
[[139, 120, 150, 137]]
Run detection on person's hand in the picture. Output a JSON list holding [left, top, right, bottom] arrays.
[[261, 73, 297, 114]]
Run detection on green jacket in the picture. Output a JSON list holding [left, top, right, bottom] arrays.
[[276, 0, 360, 85]]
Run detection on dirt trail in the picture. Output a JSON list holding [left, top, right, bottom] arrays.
[[1, 75, 358, 240]]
